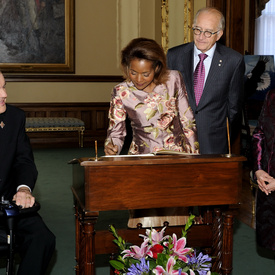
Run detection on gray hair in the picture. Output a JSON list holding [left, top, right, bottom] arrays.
[[193, 7, 225, 31]]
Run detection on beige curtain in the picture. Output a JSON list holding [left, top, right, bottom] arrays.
[[256, 0, 270, 17]]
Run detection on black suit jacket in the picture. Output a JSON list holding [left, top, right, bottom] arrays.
[[0, 104, 37, 200], [167, 42, 245, 154]]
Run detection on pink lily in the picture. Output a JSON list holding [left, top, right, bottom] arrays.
[[153, 256, 187, 275], [165, 234, 192, 262], [140, 227, 169, 245], [122, 239, 153, 260]]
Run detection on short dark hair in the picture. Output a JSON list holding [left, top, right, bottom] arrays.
[[121, 37, 168, 85]]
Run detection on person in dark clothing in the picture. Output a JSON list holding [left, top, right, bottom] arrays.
[[0, 71, 55, 274], [252, 89, 275, 251]]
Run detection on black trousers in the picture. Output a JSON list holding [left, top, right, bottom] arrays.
[[0, 213, 55, 275]]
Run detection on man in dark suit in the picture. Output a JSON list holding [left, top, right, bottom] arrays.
[[167, 7, 245, 154], [0, 72, 55, 274]]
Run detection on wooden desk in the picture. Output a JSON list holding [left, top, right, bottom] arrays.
[[71, 154, 245, 275]]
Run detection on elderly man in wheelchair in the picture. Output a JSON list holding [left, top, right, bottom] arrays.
[[0, 71, 55, 275]]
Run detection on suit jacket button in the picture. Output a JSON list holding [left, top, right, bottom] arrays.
[[195, 111, 198, 114]]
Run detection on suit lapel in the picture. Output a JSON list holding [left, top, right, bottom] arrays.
[[182, 43, 196, 111]]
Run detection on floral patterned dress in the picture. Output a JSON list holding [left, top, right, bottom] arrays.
[[106, 70, 199, 155]]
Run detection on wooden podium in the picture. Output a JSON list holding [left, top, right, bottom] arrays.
[[71, 154, 245, 275]]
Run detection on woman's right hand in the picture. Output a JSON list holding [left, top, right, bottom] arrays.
[[255, 169, 273, 195], [104, 142, 119, 155]]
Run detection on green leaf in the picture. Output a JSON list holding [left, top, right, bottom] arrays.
[[109, 225, 127, 250], [148, 258, 157, 269], [182, 214, 195, 237], [156, 253, 169, 267], [109, 260, 125, 270], [181, 266, 189, 272], [113, 239, 120, 245], [109, 224, 116, 236]]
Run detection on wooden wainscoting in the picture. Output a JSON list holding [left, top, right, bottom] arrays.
[[11, 102, 110, 148]]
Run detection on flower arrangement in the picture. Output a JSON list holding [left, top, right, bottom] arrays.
[[109, 215, 219, 275]]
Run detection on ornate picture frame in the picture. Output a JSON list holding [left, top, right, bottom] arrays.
[[0, 0, 75, 73]]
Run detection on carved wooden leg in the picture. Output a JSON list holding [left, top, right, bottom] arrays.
[[73, 198, 99, 275], [221, 213, 234, 275], [82, 218, 96, 275], [212, 208, 222, 273]]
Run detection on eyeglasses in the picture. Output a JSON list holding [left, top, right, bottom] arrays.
[[192, 28, 219, 38]]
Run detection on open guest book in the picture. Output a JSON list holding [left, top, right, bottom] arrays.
[[153, 149, 199, 155], [101, 149, 199, 158]]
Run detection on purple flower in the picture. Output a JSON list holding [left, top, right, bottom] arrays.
[[127, 258, 150, 275], [187, 251, 212, 275]]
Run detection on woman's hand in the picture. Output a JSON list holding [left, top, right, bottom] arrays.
[[266, 179, 275, 194], [255, 170, 274, 195], [104, 142, 118, 155]]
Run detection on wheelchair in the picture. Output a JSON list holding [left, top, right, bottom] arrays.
[[0, 197, 40, 275]]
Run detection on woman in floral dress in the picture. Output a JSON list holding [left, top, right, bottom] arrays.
[[105, 37, 199, 156], [104, 37, 199, 227]]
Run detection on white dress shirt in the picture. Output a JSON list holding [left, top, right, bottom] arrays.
[[193, 44, 216, 87]]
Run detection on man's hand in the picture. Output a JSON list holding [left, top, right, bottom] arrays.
[[13, 187, 35, 208]]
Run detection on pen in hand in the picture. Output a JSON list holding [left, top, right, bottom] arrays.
[[105, 138, 118, 155]]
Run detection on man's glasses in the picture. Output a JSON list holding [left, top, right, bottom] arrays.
[[192, 28, 219, 38]]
